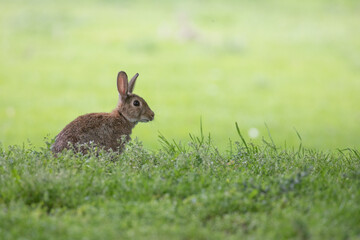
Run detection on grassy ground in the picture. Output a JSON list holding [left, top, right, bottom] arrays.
[[1, 0, 360, 150], [0, 133, 359, 239], [1, 1, 360, 237]]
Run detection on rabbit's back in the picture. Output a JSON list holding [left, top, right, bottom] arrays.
[[52, 112, 134, 153]]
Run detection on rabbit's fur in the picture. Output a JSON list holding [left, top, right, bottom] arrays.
[[52, 71, 154, 154]]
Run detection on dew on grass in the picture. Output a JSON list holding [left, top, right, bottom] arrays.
[[248, 127, 259, 138]]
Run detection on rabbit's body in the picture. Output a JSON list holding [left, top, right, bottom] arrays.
[[52, 71, 154, 154], [52, 111, 134, 153]]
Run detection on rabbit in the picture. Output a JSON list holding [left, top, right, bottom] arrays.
[[52, 71, 154, 154]]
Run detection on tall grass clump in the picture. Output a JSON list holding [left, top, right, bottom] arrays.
[[0, 126, 359, 239]]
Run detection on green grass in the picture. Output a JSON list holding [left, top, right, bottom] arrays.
[[1, 0, 360, 150], [1, 1, 359, 237], [0, 129, 359, 239]]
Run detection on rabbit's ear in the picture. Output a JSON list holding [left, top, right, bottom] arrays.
[[128, 73, 139, 93], [117, 71, 128, 98]]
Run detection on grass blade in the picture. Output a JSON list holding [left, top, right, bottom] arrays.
[[235, 122, 249, 153]]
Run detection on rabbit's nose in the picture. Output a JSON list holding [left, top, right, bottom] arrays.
[[149, 111, 155, 120]]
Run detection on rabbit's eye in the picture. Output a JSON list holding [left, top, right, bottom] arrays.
[[133, 100, 140, 107]]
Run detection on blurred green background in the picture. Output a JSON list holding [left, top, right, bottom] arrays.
[[0, 0, 359, 150]]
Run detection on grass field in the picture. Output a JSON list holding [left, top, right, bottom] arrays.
[[0, 134, 359, 239], [0, 0, 360, 150], [1, 1, 360, 239]]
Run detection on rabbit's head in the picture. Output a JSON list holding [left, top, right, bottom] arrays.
[[116, 71, 154, 123]]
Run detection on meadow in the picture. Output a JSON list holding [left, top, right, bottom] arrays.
[[0, 0, 359, 150], [0, 134, 359, 239], [1, 0, 360, 239]]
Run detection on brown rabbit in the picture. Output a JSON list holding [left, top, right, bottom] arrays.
[[52, 71, 154, 154]]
